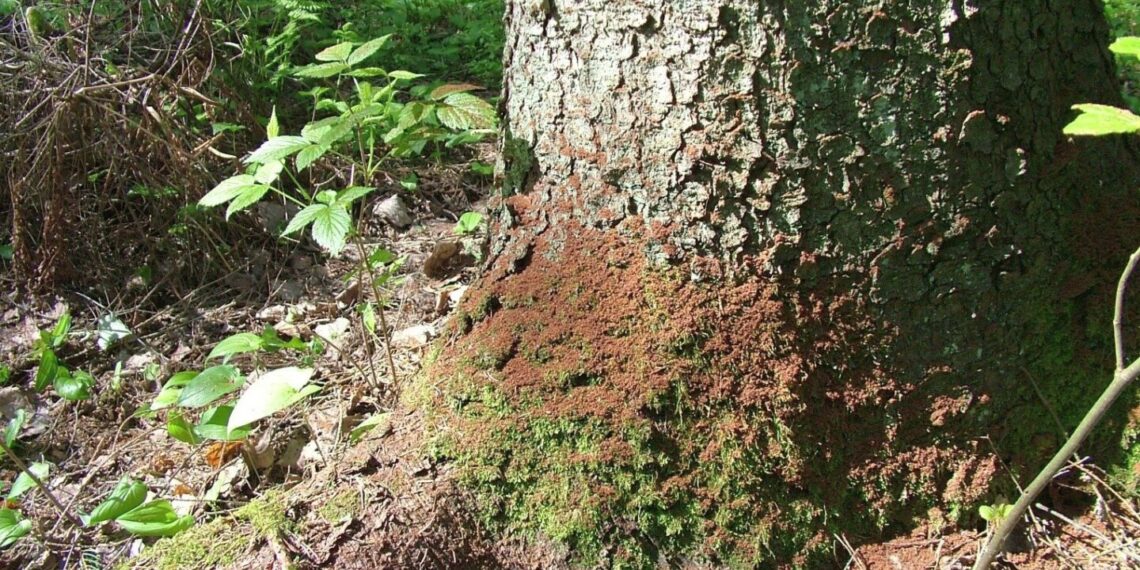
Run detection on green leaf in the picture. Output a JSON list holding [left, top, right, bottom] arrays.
[[360, 303, 377, 335], [116, 501, 194, 537], [978, 505, 995, 522], [35, 349, 59, 391], [429, 83, 482, 101], [349, 412, 391, 443], [347, 35, 391, 67], [95, 313, 132, 351], [85, 479, 147, 526], [388, 70, 425, 81], [7, 462, 50, 500], [294, 62, 348, 78], [0, 509, 31, 549], [253, 160, 284, 185], [51, 313, 72, 347], [1063, 104, 1140, 136], [194, 405, 252, 441], [176, 365, 243, 408], [200, 175, 258, 207], [225, 185, 271, 219], [301, 116, 340, 143], [266, 106, 280, 139], [1110, 37, 1140, 59], [454, 212, 484, 235], [310, 205, 352, 256], [470, 161, 494, 176], [336, 186, 374, 206], [347, 67, 387, 78], [166, 412, 201, 444], [315, 42, 354, 63], [4, 409, 25, 448], [295, 144, 328, 172], [399, 173, 418, 191], [282, 204, 325, 236], [245, 136, 311, 164], [438, 92, 496, 131], [55, 369, 94, 401], [0, 243, 12, 261], [207, 333, 263, 361], [151, 371, 197, 411], [228, 367, 318, 430]]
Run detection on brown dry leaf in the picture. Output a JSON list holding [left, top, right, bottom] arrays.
[[203, 441, 243, 468]]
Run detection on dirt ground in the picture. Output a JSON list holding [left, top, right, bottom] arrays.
[[0, 150, 1138, 569]]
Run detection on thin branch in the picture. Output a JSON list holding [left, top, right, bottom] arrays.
[[1114, 246, 1140, 370], [0, 440, 84, 528]]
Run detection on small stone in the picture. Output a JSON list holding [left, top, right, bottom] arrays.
[[256, 305, 287, 322], [391, 324, 436, 348], [372, 195, 414, 229]]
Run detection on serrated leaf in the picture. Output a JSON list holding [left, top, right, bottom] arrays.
[[207, 333, 263, 361], [310, 205, 352, 256], [295, 62, 349, 78], [336, 186, 374, 206], [347, 67, 387, 78], [7, 462, 50, 500], [176, 365, 243, 408], [315, 42, 354, 63], [194, 405, 253, 441], [152, 371, 197, 411], [429, 83, 482, 100], [1063, 104, 1140, 136], [282, 204, 326, 236], [55, 370, 94, 401], [1110, 37, 1140, 59], [225, 185, 271, 220], [295, 144, 328, 172], [348, 35, 390, 66], [228, 367, 318, 430], [166, 412, 200, 444], [253, 160, 284, 185], [116, 501, 194, 537], [301, 116, 340, 143], [246, 136, 311, 164], [266, 106, 280, 139], [200, 175, 257, 207], [440, 92, 496, 130], [85, 479, 147, 526], [0, 509, 30, 549], [388, 70, 424, 81]]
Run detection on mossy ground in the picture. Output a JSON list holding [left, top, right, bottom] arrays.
[[116, 491, 291, 570]]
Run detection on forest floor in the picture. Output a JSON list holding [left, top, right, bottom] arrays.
[[1, 147, 1139, 569]]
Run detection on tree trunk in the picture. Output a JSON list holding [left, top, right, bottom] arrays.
[[421, 0, 1140, 566]]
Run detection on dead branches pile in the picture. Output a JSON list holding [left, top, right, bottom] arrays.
[[0, 1, 239, 294]]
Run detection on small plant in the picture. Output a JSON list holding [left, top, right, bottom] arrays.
[[454, 212, 484, 235], [978, 500, 1013, 529], [144, 330, 322, 447]]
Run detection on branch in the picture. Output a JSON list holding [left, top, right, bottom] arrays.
[[974, 245, 1140, 569]]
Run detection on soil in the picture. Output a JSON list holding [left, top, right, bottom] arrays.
[[0, 150, 1137, 569]]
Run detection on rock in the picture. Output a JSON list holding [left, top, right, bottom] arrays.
[[372, 195, 414, 229], [391, 324, 436, 348], [256, 305, 287, 322]]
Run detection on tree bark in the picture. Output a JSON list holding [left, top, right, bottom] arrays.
[[422, 0, 1140, 566]]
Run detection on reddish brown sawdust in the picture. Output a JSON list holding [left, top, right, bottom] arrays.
[[429, 204, 1003, 559]]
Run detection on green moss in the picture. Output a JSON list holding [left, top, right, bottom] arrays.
[[117, 491, 290, 570], [317, 489, 361, 523]]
